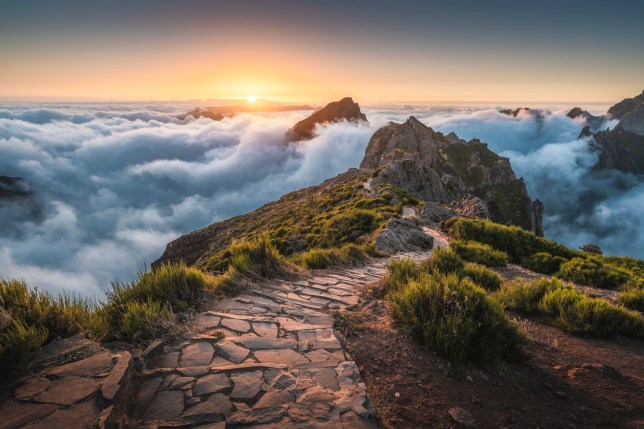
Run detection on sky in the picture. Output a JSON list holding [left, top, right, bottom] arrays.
[[1, 0, 644, 104]]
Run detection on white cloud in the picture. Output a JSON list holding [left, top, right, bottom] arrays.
[[0, 102, 640, 297]]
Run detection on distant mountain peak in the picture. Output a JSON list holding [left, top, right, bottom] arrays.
[[286, 97, 367, 141]]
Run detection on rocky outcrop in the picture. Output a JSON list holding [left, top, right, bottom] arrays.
[[177, 107, 224, 121], [567, 107, 605, 131], [287, 97, 367, 141], [375, 217, 433, 253], [616, 109, 644, 136], [364, 117, 543, 234], [588, 89, 644, 175], [607, 90, 644, 119], [447, 194, 490, 219]]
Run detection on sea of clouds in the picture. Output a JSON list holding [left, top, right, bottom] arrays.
[[0, 103, 641, 296]]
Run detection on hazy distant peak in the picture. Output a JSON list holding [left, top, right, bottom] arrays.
[[286, 97, 368, 141]]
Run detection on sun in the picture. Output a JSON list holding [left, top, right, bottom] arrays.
[[247, 94, 257, 103]]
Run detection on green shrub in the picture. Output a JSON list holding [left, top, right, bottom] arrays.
[[441, 217, 578, 262], [498, 278, 566, 314], [388, 272, 525, 363], [538, 288, 644, 339], [426, 247, 465, 274], [557, 257, 631, 290], [462, 263, 502, 291], [499, 278, 644, 339], [118, 300, 175, 345], [0, 320, 48, 373], [227, 234, 290, 279], [382, 258, 424, 295], [291, 243, 376, 269], [520, 252, 566, 275], [451, 240, 509, 267], [0, 279, 104, 341], [108, 263, 219, 313], [620, 287, 644, 312]]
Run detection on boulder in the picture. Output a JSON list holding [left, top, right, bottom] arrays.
[[375, 217, 433, 254]]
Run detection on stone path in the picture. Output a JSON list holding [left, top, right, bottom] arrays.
[[0, 336, 134, 429], [134, 251, 431, 428]]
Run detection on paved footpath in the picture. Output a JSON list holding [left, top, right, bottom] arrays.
[[133, 251, 431, 428]]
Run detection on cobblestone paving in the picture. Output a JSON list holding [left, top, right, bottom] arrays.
[[135, 251, 431, 428]]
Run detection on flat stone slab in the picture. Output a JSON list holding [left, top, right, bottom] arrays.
[[276, 317, 332, 332], [214, 341, 250, 364], [0, 400, 62, 429], [181, 342, 214, 367], [254, 349, 309, 366], [232, 335, 297, 350], [230, 370, 264, 399], [221, 318, 251, 333], [254, 390, 294, 408], [156, 351, 179, 369], [211, 362, 288, 373], [143, 390, 185, 421], [15, 378, 52, 400], [253, 321, 278, 337], [226, 406, 285, 425], [287, 402, 333, 422], [31, 335, 95, 367], [177, 366, 210, 377], [207, 311, 272, 323], [47, 351, 114, 377], [23, 398, 99, 429], [193, 373, 231, 396], [180, 393, 232, 424], [196, 314, 222, 329], [34, 376, 99, 406]]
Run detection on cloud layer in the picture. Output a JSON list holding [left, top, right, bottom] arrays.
[[0, 103, 641, 296], [0, 104, 375, 295]]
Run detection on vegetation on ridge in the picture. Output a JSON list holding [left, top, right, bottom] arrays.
[[441, 217, 643, 291], [382, 251, 526, 364]]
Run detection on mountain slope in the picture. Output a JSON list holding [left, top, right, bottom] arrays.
[[155, 112, 543, 269]]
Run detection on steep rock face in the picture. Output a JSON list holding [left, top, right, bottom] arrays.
[[287, 97, 367, 141], [590, 89, 644, 175], [363, 117, 543, 234], [607, 90, 644, 119], [567, 107, 605, 131]]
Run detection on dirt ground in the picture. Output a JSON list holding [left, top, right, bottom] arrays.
[[341, 296, 644, 429]]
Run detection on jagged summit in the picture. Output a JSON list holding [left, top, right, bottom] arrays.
[[361, 116, 543, 235], [361, 116, 460, 169], [608, 89, 644, 119], [588, 89, 644, 174], [286, 97, 367, 141]]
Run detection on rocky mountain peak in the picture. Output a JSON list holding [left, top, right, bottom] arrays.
[[287, 97, 367, 141], [361, 116, 544, 234], [359, 116, 451, 169], [607, 89, 644, 119]]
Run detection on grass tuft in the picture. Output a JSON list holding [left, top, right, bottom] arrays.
[[388, 272, 525, 363], [451, 240, 509, 267], [462, 263, 502, 291], [520, 252, 566, 275], [557, 257, 631, 290], [620, 287, 644, 312], [498, 278, 644, 339]]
